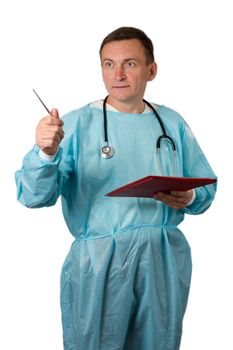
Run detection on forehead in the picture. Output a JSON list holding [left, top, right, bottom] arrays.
[[101, 39, 147, 62]]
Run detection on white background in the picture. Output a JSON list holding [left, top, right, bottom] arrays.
[[0, 0, 232, 349]]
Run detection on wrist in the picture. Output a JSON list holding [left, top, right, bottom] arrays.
[[186, 189, 196, 206], [39, 149, 57, 161]]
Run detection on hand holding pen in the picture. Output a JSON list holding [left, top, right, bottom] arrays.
[[33, 89, 64, 156]]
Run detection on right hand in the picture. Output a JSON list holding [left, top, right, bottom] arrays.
[[36, 108, 64, 156]]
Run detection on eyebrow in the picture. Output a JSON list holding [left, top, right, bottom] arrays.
[[102, 58, 138, 63]]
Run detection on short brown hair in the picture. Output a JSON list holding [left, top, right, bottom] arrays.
[[99, 27, 155, 64]]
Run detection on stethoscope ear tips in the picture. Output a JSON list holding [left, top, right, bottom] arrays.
[[101, 145, 114, 159]]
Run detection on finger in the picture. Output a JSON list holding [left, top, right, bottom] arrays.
[[154, 192, 175, 201], [157, 192, 187, 203], [170, 190, 189, 198], [171, 190, 194, 204], [51, 108, 59, 118], [58, 127, 65, 140], [44, 133, 61, 144], [168, 203, 186, 209], [39, 137, 60, 149], [47, 125, 64, 136], [43, 115, 64, 127], [153, 192, 188, 206], [37, 125, 62, 136], [52, 109, 65, 133], [40, 130, 62, 143], [36, 128, 64, 149], [154, 196, 186, 209]]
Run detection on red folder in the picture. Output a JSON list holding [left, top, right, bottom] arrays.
[[105, 175, 217, 198]]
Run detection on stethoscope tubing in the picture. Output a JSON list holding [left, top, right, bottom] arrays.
[[102, 95, 176, 152]]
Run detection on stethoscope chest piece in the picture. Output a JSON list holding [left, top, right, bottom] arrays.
[[101, 144, 114, 159], [101, 96, 177, 173]]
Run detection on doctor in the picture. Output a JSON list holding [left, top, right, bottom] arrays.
[[16, 27, 217, 350]]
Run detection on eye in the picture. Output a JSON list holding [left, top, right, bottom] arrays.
[[125, 61, 136, 68], [104, 61, 114, 68]]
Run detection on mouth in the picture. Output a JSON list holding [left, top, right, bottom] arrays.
[[112, 85, 130, 89]]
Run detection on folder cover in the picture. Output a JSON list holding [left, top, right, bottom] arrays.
[[105, 175, 217, 198]]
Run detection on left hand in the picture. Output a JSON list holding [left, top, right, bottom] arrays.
[[153, 190, 193, 209]]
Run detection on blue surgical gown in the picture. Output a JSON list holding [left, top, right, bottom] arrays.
[[16, 103, 217, 350]]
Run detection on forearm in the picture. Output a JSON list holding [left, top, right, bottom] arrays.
[[15, 145, 62, 208], [181, 182, 217, 215]]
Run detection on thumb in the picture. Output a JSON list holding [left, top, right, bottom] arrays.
[[51, 108, 59, 118]]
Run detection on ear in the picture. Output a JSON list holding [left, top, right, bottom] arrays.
[[147, 62, 157, 81]]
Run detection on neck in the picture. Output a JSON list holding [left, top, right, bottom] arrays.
[[106, 96, 145, 114]]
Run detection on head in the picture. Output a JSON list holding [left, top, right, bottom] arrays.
[[99, 27, 157, 111], [100, 27, 155, 65]]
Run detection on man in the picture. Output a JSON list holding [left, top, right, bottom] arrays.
[[16, 27, 217, 350]]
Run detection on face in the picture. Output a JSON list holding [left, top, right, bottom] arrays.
[[101, 39, 157, 109]]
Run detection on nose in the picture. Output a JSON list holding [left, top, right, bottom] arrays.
[[114, 65, 126, 81]]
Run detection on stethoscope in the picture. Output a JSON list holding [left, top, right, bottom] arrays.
[[101, 95, 177, 175]]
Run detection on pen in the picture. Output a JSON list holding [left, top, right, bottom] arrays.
[[32, 89, 52, 115]]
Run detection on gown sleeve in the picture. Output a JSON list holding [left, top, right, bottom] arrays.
[[180, 120, 217, 215], [15, 132, 75, 208]]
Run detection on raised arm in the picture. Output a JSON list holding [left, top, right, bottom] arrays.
[[15, 109, 73, 208]]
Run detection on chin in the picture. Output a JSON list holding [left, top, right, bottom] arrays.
[[109, 91, 134, 102]]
